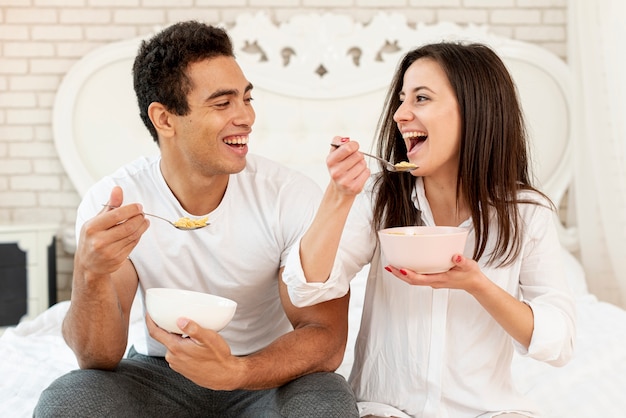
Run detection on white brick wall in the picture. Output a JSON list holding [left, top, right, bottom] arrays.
[[0, 1, 569, 303]]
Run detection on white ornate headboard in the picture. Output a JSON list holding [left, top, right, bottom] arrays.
[[53, 12, 575, 249]]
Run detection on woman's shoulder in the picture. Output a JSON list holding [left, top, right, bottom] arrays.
[[516, 188, 556, 226], [517, 187, 554, 208]]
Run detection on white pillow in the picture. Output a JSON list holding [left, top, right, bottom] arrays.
[[561, 247, 589, 296]]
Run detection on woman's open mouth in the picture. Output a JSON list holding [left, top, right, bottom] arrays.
[[403, 131, 427, 152]]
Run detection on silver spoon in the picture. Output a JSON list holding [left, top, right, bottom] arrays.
[[102, 204, 209, 230], [330, 143, 417, 173]]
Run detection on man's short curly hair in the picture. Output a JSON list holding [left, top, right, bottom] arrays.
[[132, 21, 235, 144]]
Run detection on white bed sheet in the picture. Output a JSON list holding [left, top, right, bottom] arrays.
[[2, 263, 626, 417]]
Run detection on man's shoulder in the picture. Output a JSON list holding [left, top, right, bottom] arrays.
[[83, 156, 160, 199], [110, 155, 159, 180]]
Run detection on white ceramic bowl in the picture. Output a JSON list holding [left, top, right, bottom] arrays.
[[378, 226, 469, 274], [145, 288, 237, 334]]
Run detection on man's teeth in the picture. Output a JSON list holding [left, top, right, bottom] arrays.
[[224, 136, 248, 145], [402, 131, 427, 140]]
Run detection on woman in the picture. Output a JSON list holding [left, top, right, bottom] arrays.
[[282, 42, 576, 417]]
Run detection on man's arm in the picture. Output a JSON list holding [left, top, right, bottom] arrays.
[[63, 187, 149, 370], [148, 268, 351, 391]]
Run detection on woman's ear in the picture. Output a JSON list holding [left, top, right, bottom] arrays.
[[147, 102, 175, 140]]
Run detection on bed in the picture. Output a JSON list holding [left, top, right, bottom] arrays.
[[3, 12, 626, 417]]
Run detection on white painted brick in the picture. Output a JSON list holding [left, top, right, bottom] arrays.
[[90, 0, 140, 6], [10, 142, 57, 158], [249, 0, 297, 5], [410, 0, 461, 6], [0, 77, 7, 91], [32, 25, 83, 41], [0, 25, 29, 40], [0, 143, 7, 157], [0, 126, 34, 141], [221, 9, 268, 24], [62, 208, 77, 222], [195, 0, 246, 5], [0, 92, 37, 108], [466, 0, 514, 6], [10, 75, 60, 91], [113, 9, 166, 24], [0, 59, 28, 74], [85, 26, 139, 41], [0, 0, 31, 5], [56, 42, 103, 58], [517, 0, 566, 6], [38, 93, 56, 108], [6, 109, 51, 125], [437, 9, 489, 24], [0, 159, 32, 174], [5, 8, 58, 23], [144, 0, 193, 6], [491, 10, 541, 24], [515, 25, 565, 42], [0, 210, 10, 222], [33, 159, 65, 175], [61, 177, 79, 192], [0, 191, 37, 207], [36, 0, 86, 5], [34, 126, 53, 141], [542, 9, 566, 24], [12, 210, 63, 228], [11, 175, 61, 191], [60, 9, 112, 24], [356, 0, 406, 6], [39, 191, 82, 207], [167, 9, 221, 24], [3, 42, 55, 57], [303, 0, 352, 5], [30, 59, 76, 75]]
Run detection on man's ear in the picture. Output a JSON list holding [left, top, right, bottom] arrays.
[[148, 102, 175, 140]]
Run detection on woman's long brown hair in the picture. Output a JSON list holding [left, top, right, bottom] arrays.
[[372, 42, 553, 267]]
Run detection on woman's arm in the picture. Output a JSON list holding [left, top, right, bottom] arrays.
[[298, 139, 370, 283]]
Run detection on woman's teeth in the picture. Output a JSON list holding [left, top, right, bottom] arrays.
[[402, 131, 427, 140]]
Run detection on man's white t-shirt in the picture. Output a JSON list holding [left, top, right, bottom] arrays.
[[76, 154, 322, 357]]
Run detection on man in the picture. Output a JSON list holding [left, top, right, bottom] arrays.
[[35, 21, 357, 417]]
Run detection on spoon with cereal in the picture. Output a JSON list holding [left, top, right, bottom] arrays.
[[102, 205, 209, 230], [330, 143, 417, 173]]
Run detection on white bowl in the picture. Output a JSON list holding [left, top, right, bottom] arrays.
[[145, 288, 237, 334], [378, 226, 469, 274]]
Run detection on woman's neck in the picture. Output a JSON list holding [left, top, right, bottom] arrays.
[[423, 176, 469, 226]]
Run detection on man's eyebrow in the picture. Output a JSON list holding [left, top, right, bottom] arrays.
[[206, 83, 254, 101]]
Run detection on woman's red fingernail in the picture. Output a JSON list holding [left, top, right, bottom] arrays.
[[400, 269, 407, 275], [384, 266, 392, 272], [340, 136, 349, 142], [454, 255, 462, 263]]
